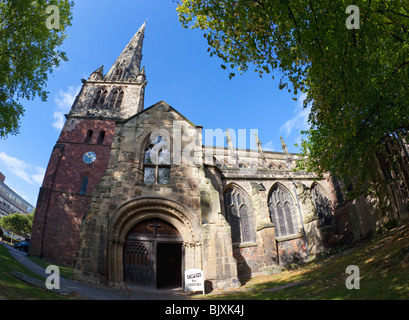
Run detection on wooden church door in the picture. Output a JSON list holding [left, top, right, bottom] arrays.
[[124, 218, 183, 289], [124, 240, 154, 288]]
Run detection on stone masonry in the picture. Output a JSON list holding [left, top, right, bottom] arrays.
[[31, 22, 348, 292]]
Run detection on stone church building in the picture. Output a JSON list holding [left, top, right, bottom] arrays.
[[30, 22, 408, 291]]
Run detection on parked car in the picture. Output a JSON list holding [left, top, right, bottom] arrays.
[[14, 241, 30, 252]]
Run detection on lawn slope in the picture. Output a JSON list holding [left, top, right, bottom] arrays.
[[206, 222, 409, 300]]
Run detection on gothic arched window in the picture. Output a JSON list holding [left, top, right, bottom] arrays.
[[92, 87, 108, 108], [80, 176, 89, 195], [224, 186, 255, 244], [268, 184, 299, 238], [109, 88, 124, 109], [311, 185, 333, 227], [143, 135, 171, 184]]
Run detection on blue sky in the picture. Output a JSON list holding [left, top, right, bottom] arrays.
[[0, 0, 310, 206]]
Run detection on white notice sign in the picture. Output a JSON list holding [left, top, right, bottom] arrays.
[[184, 269, 205, 295]]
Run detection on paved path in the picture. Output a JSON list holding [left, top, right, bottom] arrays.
[[2, 242, 188, 300]]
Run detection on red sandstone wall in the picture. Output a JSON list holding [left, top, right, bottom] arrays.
[[277, 238, 307, 266], [30, 118, 116, 266], [233, 246, 259, 277]]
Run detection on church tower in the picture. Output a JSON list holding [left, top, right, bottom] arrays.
[[69, 21, 147, 119], [30, 22, 148, 266]]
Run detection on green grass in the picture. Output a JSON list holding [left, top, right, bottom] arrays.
[[27, 255, 75, 280], [203, 222, 409, 300], [0, 244, 80, 300], [3, 222, 409, 300]]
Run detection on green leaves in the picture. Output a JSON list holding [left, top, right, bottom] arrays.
[[0, 212, 34, 238], [0, 0, 74, 139], [177, 0, 409, 191]]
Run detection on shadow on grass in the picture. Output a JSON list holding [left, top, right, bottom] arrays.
[[26, 254, 75, 280], [205, 222, 409, 300], [0, 242, 78, 300]]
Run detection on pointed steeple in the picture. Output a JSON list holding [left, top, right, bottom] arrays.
[[226, 129, 239, 166], [280, 136, 292, 164], [105, 21, 146, 81], [226, 129, 234, 151], [255, 132, 263, 154], [88, 65, 104, 81], [280, 136, 289, 154], [255, 132, 266, 163], [255, 132, 266, 168], [93, 65, 104, 75]]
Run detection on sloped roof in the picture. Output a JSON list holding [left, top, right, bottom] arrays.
[[119, 100, 200, 128]]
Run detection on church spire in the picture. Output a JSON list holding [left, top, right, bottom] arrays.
[[280, 136, 289, 154], [255, 132, 266, 168], [105, 21, 146, 81]]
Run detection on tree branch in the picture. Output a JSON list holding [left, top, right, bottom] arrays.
[[287, 6, 302, 45], [375, 9, 409, 20]]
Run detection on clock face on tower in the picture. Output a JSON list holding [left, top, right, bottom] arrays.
[[83, 152, 96, 164]]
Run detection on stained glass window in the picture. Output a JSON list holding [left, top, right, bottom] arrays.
[[268, 185, 299, 237], [158, 167, 170, 184], [224, 187, 255, 244], [143, 167, 156, 184], [143, 135, 171, 184]]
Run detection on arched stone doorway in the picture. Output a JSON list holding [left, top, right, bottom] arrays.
[[107, 196, 202, 289], [123, 218, 183, 289]]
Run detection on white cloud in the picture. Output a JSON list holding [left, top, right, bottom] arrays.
[[280, 93, 311, 137], [32, 167, 46, 185], [0, 152, 46, 186], [0, 152, 32, 184], [52, 85, 81, 130], [263, 140, 275, 152]]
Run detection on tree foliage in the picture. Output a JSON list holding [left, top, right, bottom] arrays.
[[0, 0, 74, 138], [177, 0, 409, 192], [0, 212, 34, 239]]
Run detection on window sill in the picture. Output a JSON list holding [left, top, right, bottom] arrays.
[[232, 242, 258, 248], [256, 221, 274, 231], [142, 182, 171, 186], [275, 233, 303, 242]]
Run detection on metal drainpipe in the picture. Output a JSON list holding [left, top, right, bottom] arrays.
[[292, 181, 309, 262]]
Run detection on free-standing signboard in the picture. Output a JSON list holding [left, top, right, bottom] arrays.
[[184, 269, 205, 295]]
